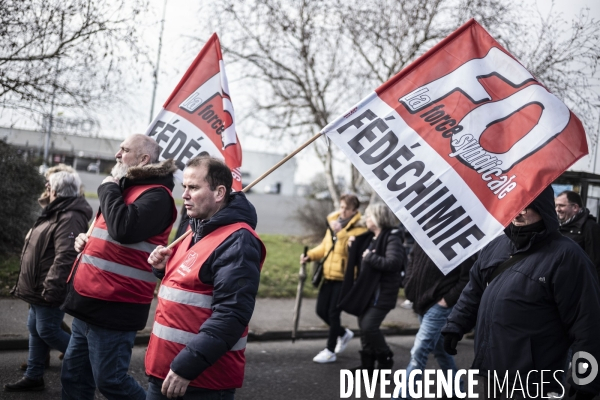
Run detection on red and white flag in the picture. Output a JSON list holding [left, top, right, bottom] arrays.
[[144, 33, 243, 190], [322, 19, 588, 273]]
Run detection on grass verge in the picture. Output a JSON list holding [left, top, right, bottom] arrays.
[[258, 234, 319, 298], [0, 254, 20, 297], [0, 235, 321, 299]]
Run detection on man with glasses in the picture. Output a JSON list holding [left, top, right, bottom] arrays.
[[442, 186, 600, 399], [555, 190, 600, 279]]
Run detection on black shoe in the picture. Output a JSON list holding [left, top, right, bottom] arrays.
[[376, 350, 394, 370], [352, 350, 376, 373], [19, 352, 50, 371], [4, 376, 45, 392]]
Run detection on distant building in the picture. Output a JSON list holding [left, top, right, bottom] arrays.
[[241, 150, 296, 196], [0, 126, 296, 195]]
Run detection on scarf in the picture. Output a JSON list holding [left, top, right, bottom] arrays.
[[189, 218, 205, 245], [504, 220, 546, 250], [559, 208, 583, 226]]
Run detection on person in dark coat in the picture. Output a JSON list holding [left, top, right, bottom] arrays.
[[395, 242, 474, 399], [146, 156, 264, 399], [555, 190, 600, 279], [442, 185, 600, 399], [339, 202, 406, 372], [5, 168, 92, 392]]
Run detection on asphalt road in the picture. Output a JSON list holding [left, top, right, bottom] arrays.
[[0, 336, 484, 400]]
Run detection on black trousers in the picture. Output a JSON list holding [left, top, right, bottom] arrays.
[[358, 306, 391, 354], [316, 279, 346, 351]]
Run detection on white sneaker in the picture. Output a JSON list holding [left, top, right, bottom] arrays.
[[334, 328, 354, 354], [313, 348, 336, 363], [400, 299, 413, 309]]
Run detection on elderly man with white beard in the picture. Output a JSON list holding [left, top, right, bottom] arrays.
[[61, 134, 177, 400]]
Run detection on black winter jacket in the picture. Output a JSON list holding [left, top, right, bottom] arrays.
[[443, 186, 600, 396], [339, 228, 406, 315], [152, 191, 263, 382], [403, 242, 473, 315], [559, 208, 600, 279], [13, 196, 92, 307], [62, 160, 176, 331]]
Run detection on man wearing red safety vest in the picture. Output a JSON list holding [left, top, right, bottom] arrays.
[[146, 156, 265, 400], [61, 134, 177, 400]]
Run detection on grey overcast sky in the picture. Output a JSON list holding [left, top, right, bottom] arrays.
[[2, 0, 599, 183]]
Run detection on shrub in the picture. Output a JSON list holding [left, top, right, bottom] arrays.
[[0, 140, 44, 254], [293, 198, 334, 242]]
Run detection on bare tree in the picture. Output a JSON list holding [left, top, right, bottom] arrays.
[[503, 7, 600, 155], [207, 0, 599, 205], [0, 0, 149, 114]]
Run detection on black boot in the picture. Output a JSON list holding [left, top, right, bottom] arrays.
[[353, 350, 376, 373], [4, 376, 44, 392], [376, 350, 394, 370]]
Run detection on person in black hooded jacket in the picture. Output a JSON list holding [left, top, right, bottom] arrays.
[[442, 185, 600, 399]]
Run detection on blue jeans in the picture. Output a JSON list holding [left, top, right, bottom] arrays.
[[146, 379, 235, 400], [61, 317, 146, 400], [26, 304, 71, 379], [397, 304, 462, 399]]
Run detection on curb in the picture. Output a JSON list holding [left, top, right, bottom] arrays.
[[0, 327, 420, 351]]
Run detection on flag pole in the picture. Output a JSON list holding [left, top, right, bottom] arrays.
[[167, 131, 323, 249], [242, 132, 322, 193]]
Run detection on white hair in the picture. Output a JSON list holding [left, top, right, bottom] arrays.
[[49, 170, 81, 198], [365, 202, 400, 229]]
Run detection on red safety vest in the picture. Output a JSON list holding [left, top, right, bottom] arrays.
[[73, 184, 176, 304], [145, 222, 265, 390]]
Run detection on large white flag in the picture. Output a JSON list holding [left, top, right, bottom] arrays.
[[322, 20, 588, 273]]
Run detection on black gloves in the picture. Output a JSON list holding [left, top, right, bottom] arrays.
[[569, 382, 596, 400], [443, 333, 460, 355]]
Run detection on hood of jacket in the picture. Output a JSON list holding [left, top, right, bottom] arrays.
[[191, 191, 258, 240], [528, 185, 560, 232], [39, 195, 93, 223], [503, 185, 559, 252], [120, 159, 177, 192]]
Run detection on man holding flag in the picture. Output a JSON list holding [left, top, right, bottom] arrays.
[[145, 156, 265, 399], [61, 134, 177, 400], [442, 185, 600, 399]]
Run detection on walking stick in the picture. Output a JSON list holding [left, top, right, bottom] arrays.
[[292, 246, 309, 343]]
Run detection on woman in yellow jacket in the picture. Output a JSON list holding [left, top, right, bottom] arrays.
[[300, 194, 367, 363]]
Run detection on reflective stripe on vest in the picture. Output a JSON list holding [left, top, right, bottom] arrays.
[[152, 321, 247, 350], [80, 254, 157, 283], [72, 184, 176, 304], [90, 227, 157, 254], [145, 222, 266, 390], [158, 285, 212, 308]]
